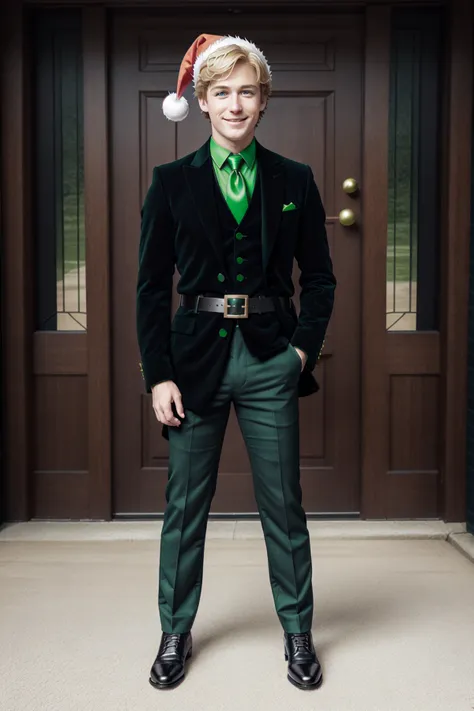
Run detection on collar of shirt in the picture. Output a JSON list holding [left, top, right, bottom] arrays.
[[210, 136, 257, 171]]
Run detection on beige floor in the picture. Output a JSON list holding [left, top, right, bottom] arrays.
[[1, 527, 474, 711]]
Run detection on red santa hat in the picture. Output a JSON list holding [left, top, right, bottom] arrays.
[[162, 33, 271, 122]]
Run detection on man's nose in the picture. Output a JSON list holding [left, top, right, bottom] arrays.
[[230, 94, 242, 112]]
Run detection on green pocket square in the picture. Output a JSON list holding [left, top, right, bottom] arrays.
[[282, 202, 297, 212]]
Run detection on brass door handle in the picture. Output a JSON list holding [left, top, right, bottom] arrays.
[[342, 178, 359, 194], [339, 209, 356, 226]]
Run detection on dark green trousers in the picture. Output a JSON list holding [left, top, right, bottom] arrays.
[[158, 325, 314, 633]]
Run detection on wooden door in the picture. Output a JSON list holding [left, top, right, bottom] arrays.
[[110, 11, 362, 515]]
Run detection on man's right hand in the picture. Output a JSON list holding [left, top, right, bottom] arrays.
[[151, 381, 184, 427]]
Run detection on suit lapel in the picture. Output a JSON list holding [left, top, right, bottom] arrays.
[[183, 139, 224, 267], [257, 141, 285, 273]]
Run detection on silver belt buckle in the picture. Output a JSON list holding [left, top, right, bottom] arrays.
[[223, 294, 249, 319]]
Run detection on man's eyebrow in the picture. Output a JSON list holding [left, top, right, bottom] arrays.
[[211, 84, 258, 90]]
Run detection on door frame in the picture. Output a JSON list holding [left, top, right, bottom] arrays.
[[360, 1, 473, 520], [1, 0, 471, 521]]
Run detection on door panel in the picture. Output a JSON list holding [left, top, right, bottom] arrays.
[[111, 12, 362, 514]]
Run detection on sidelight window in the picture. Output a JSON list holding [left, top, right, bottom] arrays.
[[33, 11, 86, 331], [387, 9, 442, 331]]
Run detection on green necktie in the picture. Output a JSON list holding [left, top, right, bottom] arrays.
[[226, 154, 249, 224]]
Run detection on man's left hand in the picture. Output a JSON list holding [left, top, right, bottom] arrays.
[[294, 347, 307, 372]]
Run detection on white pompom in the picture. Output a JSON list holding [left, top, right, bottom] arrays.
[[162, 93, 189, 122]]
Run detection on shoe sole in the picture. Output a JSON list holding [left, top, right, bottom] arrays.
[[149, 648, 192, 690]]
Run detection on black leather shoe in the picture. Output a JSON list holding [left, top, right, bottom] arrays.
[[284, 631, 323, 690], [149, 632, 193, 689]]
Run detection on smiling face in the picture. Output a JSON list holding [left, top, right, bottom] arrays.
[[197, 60, 267, 154]]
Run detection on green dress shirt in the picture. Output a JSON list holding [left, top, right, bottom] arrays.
[[210, 136, 257, 220]]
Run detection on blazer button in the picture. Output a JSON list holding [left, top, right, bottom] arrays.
[[236, 274, 245, 282], [217, 273, 225, 282], [236, 256, 244, 264], [219, 328, 228, 338], [235, 232, 245, 241]]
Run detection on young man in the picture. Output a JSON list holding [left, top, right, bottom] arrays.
[[136, 34, 336, 691]]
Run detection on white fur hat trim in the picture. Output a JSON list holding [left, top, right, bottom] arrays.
[[192, 36, 271, 86]]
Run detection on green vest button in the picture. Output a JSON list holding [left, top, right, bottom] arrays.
[[217, 273, 225, 282], [236, 274, 245, 282], [219, 328, 228, 338], [236, 256, 244, 264], [235, 232, 245, 241]]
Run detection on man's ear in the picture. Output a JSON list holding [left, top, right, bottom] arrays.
[[198, 96, 208, 113]]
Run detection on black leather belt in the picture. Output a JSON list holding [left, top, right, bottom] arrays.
[[180, 294, 290, 319]]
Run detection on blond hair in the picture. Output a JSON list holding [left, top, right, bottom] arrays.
[[194, 44, 272, 124]]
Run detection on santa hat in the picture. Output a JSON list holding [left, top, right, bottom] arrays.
[[162, 33, 271, 122]]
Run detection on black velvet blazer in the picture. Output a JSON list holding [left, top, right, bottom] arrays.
[[136, 137, 336, 421]]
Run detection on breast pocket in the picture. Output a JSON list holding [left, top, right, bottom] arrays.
[[281, 208, 300, 239], [281, 208, 300, 224]]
